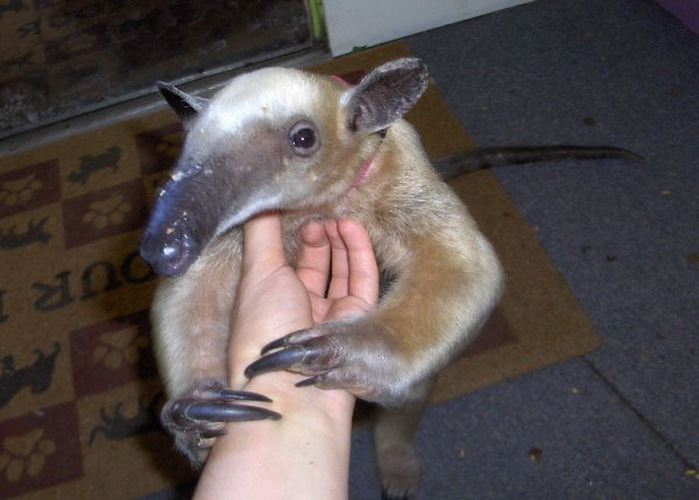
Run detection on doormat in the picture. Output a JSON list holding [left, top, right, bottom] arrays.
[[0, 42, 600, 499]]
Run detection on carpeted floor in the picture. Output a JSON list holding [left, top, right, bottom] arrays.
[[1, 0, 698, 498], [0, 40, 604, 498], [344, 0, 699, 498]]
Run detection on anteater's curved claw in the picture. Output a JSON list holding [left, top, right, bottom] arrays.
[[168, 398, 281, 425], [245, 345, 320, 378], [216, 389, 273, 403], [161, 380, 280, 466]]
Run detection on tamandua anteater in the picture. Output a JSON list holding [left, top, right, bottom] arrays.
[[140, 58, 639, 498]]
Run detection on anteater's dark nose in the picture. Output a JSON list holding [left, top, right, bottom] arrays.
[[140, 223, 198, 277]]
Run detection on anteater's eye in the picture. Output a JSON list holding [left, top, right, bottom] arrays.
[[289, 121, 320, 156]]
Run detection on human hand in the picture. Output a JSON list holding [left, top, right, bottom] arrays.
[[197, 213, 378, 499], [295, 218, 379, 324], [227, 213, 379, 389], [227, 213, 313, 384]]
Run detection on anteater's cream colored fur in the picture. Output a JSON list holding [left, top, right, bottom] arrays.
[[141, 59, 503, 498]]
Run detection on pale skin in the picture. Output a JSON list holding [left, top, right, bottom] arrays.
[[193, 213, 379, 500]]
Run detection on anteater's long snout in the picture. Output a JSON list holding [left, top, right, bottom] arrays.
[[140, 215, 199, 276], [140, 176, 213, 277]]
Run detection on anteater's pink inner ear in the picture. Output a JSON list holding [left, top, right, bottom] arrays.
[[341, 57, 429, 134]]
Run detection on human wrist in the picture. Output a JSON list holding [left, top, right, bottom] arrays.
[[238, 369, 355, 425], [227, 302, 313, 388], [197, 371, 355, 500]]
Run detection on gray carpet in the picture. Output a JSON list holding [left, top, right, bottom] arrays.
[[347, 0, 699, 498]]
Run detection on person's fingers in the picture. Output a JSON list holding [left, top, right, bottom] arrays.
[[295, 220, 332, 297], [241, 212, 286, 275], [337, 219, 379, 305], [325, 220, 350, 299]]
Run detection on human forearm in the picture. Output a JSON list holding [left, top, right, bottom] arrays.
[[194, 370, 354, 500], [193, 214, 376, 499], [195, 255, 355, 500]]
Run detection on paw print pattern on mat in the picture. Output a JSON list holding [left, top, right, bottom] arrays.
[[0, 161, 60, 218], [82, 193, 132, 229], [70, 310, 158, 397], [155, 131, 181, 159], [62, 179, 147, 248], [93, 327, 150, 370], [0, 174, 43, 207], [0, 428, 56, 483], [0, 403, 83, 498], [135, 123, 182, 175]]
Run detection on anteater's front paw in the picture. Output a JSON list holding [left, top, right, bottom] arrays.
[[244, 320, 408, 404], [162, 379, 280, 465]]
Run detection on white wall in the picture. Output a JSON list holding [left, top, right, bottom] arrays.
[[323, 0, 535, 56]]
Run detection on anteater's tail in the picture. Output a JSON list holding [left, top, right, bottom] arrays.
[[434, 145, 643, 180]]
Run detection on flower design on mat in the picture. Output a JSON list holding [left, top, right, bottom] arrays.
[[82, 194, 132, 229], [156, 132, 181, 158], [0, 428, 56, 483], [0, 174, 43, 207], [93, 327, 149, 370]]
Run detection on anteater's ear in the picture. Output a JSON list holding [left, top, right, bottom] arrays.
[[340, 57, 429, 134], [157, 82, 208, 128]]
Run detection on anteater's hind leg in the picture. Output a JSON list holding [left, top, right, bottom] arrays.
[[373, 376, 437, 499]]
